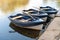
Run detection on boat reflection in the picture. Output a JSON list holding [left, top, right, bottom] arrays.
[[9, 22, 41, 39]]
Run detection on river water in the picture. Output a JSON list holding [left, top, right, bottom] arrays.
[[0, 0, 60, 40]]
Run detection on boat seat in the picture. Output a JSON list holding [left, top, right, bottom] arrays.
[[11, 16, 23, 20]]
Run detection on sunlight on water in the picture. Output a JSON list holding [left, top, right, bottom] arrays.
[[0, 10, 5, 19], [0, 0, 29, 12]]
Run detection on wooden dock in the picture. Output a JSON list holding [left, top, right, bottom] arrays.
[[38, 17, 60, 40]]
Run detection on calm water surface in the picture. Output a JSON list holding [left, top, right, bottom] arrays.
[[0, 0, 60, 40]]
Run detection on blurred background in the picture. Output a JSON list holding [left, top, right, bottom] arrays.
[[0, 0, 60, 40], [0, 0, 60, 14]]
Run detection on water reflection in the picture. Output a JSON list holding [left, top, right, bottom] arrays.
[[43, 0, 48, 6], [56, 0, 60, 9], [0, 0, 29, 12], [42, 0, 60, 10], [0, 0, 60, 14], [9, 22, 41, 39]]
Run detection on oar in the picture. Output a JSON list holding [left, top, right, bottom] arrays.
[[33, 7, 41, 15], [23, 11, 36, 20]]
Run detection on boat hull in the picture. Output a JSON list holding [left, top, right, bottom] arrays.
[[8, 14, 45, 27]]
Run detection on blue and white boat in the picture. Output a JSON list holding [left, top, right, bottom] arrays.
[[8, 14, 45, 27], [23, 9, 48, 22], [40, 6, 58, 18]]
